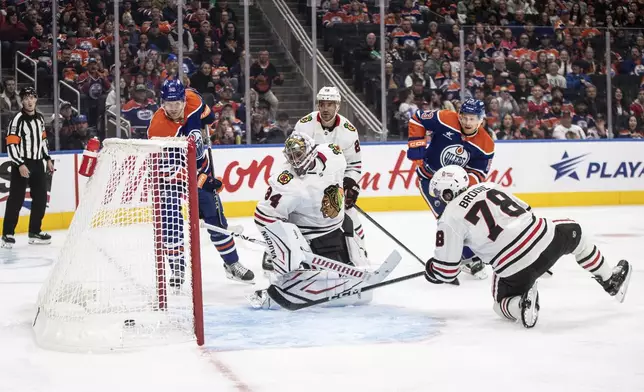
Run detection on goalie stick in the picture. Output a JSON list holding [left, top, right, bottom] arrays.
[[267, 251, 424, 311], [267, 272, 424, 311], [354, 205, 459, 285]]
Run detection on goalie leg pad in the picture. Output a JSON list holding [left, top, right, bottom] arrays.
[[261, 221, 310, 274], [270, 270, 374, 308], [199, 190, 239, 264]]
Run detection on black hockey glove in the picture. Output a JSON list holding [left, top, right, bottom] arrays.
[[343, 177, 360, 209], [424, 258, 443, 285], [198, 173, 223, 194]]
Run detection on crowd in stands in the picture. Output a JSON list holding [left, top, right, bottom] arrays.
[[313, 0, 644, 140], [0, 0, 292, 151]]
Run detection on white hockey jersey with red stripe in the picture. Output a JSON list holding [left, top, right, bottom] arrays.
[[430, 182, 555, 281], [293, 111, 362, 183], [254, 143, 347, 240]]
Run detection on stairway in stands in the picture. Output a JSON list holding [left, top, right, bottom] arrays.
[[281, 0, 370, 110], [228, 2, 313, 122]]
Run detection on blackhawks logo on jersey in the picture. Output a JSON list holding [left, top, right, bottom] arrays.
[[277, 170, 294, 185], [320, 184, 344, 219], [343, 122, 356, 132], [328, 143, 341, 155], [299, 114, 313, 123]]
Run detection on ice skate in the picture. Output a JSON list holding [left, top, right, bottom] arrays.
[[595, 260, 632, 303], [520, 282, 540, 328], [28, 232, 51, 245], [224, 261, 255, 284], [461, 257, 487, 279], [248, 289, 272, 309], [1, 235, 15, 249]]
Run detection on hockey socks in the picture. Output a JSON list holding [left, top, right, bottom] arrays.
[[211, 233, 239, 264], [574, 244, 612, 282]]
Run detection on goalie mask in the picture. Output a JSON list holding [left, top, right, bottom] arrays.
[[316, 86, 341, 124], [283, 132, 317, 176], [429, 165, 469, 204]]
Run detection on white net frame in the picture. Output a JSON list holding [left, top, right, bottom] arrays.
[[33, 138, 204, 352]]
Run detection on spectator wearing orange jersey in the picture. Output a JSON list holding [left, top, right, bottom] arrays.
[[345, 1, 370, 24], [322, 0, 347, 27], [527, 85, 549, 118]]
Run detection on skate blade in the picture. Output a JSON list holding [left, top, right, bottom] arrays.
[[225, 272, 256, 285], [28, 239, 51, 245], [615, 264, 632, 303], [1, 242, 13, 249]]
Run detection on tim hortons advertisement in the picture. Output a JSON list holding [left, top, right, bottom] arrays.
[[1, 140, 642, 221]]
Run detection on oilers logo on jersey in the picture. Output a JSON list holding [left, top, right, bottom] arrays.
[[440, 145, 470, 167]]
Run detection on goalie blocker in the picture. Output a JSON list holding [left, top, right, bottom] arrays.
[[249, 221, 401, 310]]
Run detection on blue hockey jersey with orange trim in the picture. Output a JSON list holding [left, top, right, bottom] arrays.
[[407, 109, 494, 185], [148, 88, 215, 175]]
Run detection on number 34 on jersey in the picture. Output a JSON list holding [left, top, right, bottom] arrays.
[[254, 144, 347, 240]]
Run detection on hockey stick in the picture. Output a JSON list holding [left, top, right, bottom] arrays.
[[267, 270, 425, 311], [354, 205, 460, 286], [354, 206, 553, 277], [200, 221, 267, 247]]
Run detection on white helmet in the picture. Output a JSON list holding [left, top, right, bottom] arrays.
[[316, 86, 341, 104], [429, 165, 470, 204], [283, 132, 317, 176]]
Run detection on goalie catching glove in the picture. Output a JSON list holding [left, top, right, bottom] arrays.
[[198, 173, 223, 193], [343, 177, 360, 209]]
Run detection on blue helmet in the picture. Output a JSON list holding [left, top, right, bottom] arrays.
[[459, 98, 485, 119], [160, 78, 186, 102]]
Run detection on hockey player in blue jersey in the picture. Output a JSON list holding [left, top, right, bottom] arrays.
[[148, 79, 255, 285], [407, 98, 495, 279]]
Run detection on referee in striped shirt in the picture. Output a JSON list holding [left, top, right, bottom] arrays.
[[1, 87, 55, 249]]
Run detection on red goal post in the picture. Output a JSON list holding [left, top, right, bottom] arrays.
[[33, 138, 204, 352]]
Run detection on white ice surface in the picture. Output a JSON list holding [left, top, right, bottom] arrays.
[[1, 206, 643, 392]]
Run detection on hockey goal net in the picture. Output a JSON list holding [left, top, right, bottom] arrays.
[[33, 138, 204, 352]]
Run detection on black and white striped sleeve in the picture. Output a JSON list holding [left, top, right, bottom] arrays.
[[39, 115, 51, 160], [6, 113, 25, 166], [430, 220, 465, 283]]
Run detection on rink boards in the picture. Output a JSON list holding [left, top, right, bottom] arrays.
[[0, 139, 643, 233]]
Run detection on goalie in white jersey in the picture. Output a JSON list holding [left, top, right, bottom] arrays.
[[287, 87, 366, 260], [249, 133, 391, 309], [424, 165, 632, 328]]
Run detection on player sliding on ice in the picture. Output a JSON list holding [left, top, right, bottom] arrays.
[[407, 98, 494, 280], [423, 165, 632, 328], [249, 132, 400, 309], [147, 79, 255, 285]]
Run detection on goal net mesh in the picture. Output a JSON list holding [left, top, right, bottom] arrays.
[[33, 138, 202, 352]]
